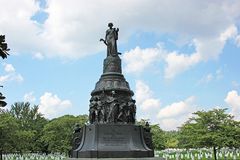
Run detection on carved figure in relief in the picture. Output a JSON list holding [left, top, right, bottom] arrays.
[[107, 91, 119, 123], [143, 122, 154, 149], [117, 102, 127, 123], [72, 124, 82, 150], [89, 96, 98, 123], [128, 99, 136, 123], [97, 99, 104, 123]]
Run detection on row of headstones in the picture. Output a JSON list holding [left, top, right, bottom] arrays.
[[155, 148, 240, 160], [3, 153, 66, 160]]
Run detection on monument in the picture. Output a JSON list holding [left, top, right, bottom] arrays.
[[71, 23, 154, 158]]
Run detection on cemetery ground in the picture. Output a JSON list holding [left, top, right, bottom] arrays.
[[1, 148, 240, 160]]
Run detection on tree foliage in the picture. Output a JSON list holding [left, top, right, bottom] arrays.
[[179, 108, 240, 148], [9, 102, 48, 152], [164, 131, 179, 148], [0, 112, 18, 153], [0, 102, 89, 154], [151, 124, 166, 150], [178, 108, 240, 160], [2, 101, 240, 157], [10, 102, 47, 131], [41, 114, 88, 153]]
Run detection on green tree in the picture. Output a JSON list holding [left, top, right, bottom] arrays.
[[15, 130, 36, 153], [41, 115, 88, 153], [151, 124, 166, 150], [164, 131, 179, 148], [10, 102, 47, 130], [0, 112, 18, 155], [178, 108, 240, 160], [10, 102, 48, 152]]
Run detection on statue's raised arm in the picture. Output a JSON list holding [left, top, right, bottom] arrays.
[[100, 23, 120, 57]]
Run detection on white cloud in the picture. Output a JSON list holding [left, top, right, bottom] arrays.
[[198, 68, 223, 84], [0, 74, 24, 84], [33, 0, 240, 61], [3, 63, 15, 73], [124, 24, 236, 79], [164, 24, 238, 79], [0, 75, 10, 84], [0, 63, 24, 84], [33, 52, 44, 60], [135, 80, 197, 130], [135, 80, 161, 120], [224, 90, 240, 120], [164, 52, 201, 79], [198, 73, 213, 84], [158, 96, 195, 119], [123, 45, 164, 73], [39, 92, 72, 119], [236, 35, 240, 46], [24, 92, 36, 103], [0, 0, 42, 55], [157, 96, 197, 130], [220, 25, 238, 42], [1, 1, 240, 60]]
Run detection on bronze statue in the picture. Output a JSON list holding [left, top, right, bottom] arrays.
[[100, 23, 120, 57]]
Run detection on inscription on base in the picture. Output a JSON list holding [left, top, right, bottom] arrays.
[[100, 128, 128, 146]]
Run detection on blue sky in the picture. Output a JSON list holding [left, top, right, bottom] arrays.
[[1, 0, 240, 130]]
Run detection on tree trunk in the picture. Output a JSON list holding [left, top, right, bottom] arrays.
[[0, 149, 2, 160], [213, 146, 217, 160]]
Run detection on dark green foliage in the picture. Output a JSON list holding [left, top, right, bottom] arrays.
[[41, 114, 88, 153], [0, 102, 89, 154], [151, 124, 166, 150], [0, 112, 18, 153], [9, 102, 48, 152]]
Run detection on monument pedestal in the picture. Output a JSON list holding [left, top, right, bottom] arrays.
[[72, 124, 154, 158]]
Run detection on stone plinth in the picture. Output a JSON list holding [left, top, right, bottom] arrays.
[[71, 124, 154, 158], [103, 56, 122, 73]]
